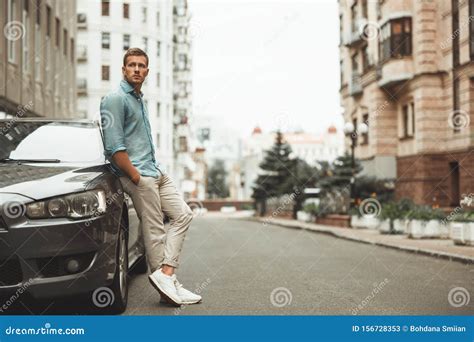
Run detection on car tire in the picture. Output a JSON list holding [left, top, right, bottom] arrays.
[[107, 228, 129, 314], [129, 253, 148, 274]]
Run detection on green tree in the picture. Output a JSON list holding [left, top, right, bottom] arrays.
[[207, 159, 229, 199], [252, 131, 294, 215]]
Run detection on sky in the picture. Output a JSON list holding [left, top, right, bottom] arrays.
[[188, 0, 342, 140]]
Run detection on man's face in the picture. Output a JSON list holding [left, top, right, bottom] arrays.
[[122, 55, 149, 87]]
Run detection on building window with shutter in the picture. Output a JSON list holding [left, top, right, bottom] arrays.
[[400, 102, 415, 139], [102, 65, 110, 81]]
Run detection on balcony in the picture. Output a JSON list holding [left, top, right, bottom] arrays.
[[376, 58, 413, 90], [343, 18, 368, 48], [349, 73, 362, 96], [77, 79, 87, 95], [77, 46, 87, 62]]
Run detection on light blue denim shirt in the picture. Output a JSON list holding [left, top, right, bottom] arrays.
[[100, 79, 162, 178]]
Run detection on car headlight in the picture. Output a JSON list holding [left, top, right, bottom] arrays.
[[26, 190, 106, 219]]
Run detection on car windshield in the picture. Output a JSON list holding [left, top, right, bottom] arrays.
[[0, 121, 105, 163]]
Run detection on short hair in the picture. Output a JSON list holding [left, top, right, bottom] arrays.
[[123, 48, 149, 67]]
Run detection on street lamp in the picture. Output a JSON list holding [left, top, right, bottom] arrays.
[[343, 121, 368, 209]]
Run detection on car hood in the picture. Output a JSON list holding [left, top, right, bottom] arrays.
[[0, 162, 109, 201]]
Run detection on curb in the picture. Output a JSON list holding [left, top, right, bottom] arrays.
[[238, 217, 474, 264]]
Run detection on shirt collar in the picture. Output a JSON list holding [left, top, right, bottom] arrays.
[[120, 79, 143, 97]]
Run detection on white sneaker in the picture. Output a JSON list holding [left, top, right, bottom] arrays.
[[148, 270, 183, 306], [175, 279, 202, 304]]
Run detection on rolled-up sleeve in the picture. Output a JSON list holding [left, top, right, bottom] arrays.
[[100, 93, 127, 159]]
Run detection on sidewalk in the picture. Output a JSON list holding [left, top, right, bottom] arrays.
[[236, 215, 474, 264]]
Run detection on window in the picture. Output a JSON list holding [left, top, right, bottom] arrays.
[[178, 54, 187, 70], [7, 0, 16, 63], [55, 17, 60, 47], [470, 0, 474, 60], [156, 133, 160, 148], [351, 53, 359, 73], [362, 45, 370, 72], [70, 38, 74, 63], [453, 0, 460, 66], [77, 13, 86, 26], [143, 37, 148, 52], [156, 41, 161, 56], [63, 29, 67, 55], [156, 11, 160, 26], [361, 113, 369, 145], [179, 137, 188, 152], [102, 32, 110, 49], [142, 7, 147, 23], [361, 0, 368, 19], [22, 6, 29, 72], [157, 102, 160, 117], [340, 60, 344, 85], [101, 1, 109, 16], [36, 0, 41, 24], [123, 34, 130, 50], [400, 102, 415, 139], [46, 5, 51, 37], [453, 78, 461, 132], [156, 73, 160, 87], [123, 3, 129, 19], [379, 18, 412, 62], [351, 2, 359, 33], [102, 65, 110, 81]]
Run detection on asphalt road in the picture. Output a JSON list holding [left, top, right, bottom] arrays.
[[2, 216, 474, 315]]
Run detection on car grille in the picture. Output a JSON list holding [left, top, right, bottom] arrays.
[[37, 252, 96, 278], [0, 258, 23, 286]]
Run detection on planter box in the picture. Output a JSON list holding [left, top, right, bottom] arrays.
[[407, 220, 449, 239], [350, 215, 379, 229], [297, 211, 313, 223], [450, 222, 474, 246], [378, 219, 406, 234], [393, 219, 409, 234]]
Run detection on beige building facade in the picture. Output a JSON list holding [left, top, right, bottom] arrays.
[[1, 0, 76, 118], [339, 0, 474, 207]]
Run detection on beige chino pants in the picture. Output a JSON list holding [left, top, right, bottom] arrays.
[[119, 174, 193, 272]]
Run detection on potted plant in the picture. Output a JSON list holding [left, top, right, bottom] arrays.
[[300, 203, 318, 222], [378, 202, 404, 234], [406, 205, 447, 239], [450, 211, 474, 246], [392, 198, 415, 233]]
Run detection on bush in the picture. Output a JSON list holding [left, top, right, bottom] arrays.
[[407, 205, 445, 221], [303, 203, 319, 216]]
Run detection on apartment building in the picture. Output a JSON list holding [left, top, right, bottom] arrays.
[[339, 0, 474, 207], [172, 0, 196, 200], [76, 0, 176, 175], [0, 0, 77, 118]]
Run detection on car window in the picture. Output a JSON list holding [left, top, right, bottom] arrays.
[[0, 122, 105, 163]]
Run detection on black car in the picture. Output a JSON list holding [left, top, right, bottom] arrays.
[[0, 118, 147, 314]]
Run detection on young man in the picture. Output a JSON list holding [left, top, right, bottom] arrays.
[[100, 48, 201, 306]]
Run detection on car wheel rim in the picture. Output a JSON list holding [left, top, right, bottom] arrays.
[[118, 232, 127, 300]]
